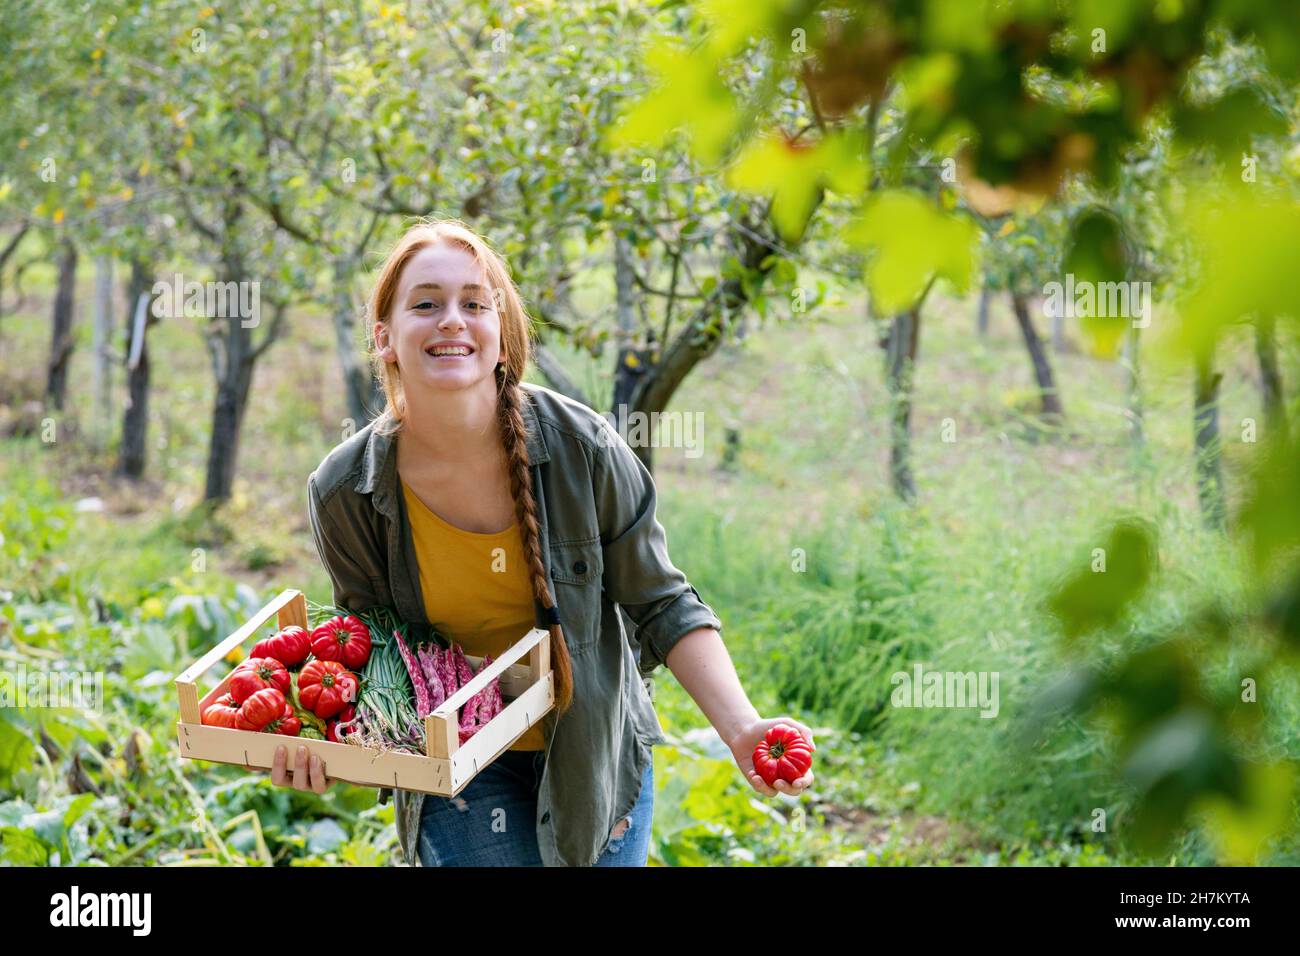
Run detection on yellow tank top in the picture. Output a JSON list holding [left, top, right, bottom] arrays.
[[400, 476, 545, 751]]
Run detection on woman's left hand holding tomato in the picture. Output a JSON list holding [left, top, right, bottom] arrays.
[[727, 717, 816, 797]]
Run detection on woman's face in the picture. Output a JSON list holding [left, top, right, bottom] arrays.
[[379, 241, 505, 394]]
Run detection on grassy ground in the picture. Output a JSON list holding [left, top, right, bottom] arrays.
[[1, 265, 1295, 865]]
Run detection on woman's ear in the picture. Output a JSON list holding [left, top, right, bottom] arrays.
[[375, 322, 397, 363]]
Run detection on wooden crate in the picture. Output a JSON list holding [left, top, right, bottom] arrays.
[[174, 588, 555, 797]]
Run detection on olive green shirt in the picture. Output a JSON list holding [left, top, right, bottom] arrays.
[[306, 381, 723, 866]]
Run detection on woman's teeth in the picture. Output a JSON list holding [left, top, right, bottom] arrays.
[[428, 346, 472, 357]]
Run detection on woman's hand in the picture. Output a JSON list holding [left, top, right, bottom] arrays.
[[727, 717, 816, 797], [267, 744, 332, 793]]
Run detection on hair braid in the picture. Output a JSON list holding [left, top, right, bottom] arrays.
[[496, 365, 575, 715]]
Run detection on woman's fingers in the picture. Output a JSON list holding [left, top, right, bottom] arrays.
[[308, 753, 329, 793], [292, 745, 311, 789], [270, 745, 290, 786], [264, 744, 329, 791], [746, 769, 776, 796]]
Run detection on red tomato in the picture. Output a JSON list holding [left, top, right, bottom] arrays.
[[250, 625, 311, 667], [327, 704, 357, 743], [310, 615, 372, 671], [234, 688, 288, 732], [264, 699, 302, 736], [298, 660, 359, 719], [201, 693, 240, 729], [229, 657, 291, 704], [752, 724, 814, 787]]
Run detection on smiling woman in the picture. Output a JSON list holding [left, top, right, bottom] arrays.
[[299, 218, 815, 867]]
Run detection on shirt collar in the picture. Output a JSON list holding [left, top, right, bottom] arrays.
[[355, 385, 551, 508]]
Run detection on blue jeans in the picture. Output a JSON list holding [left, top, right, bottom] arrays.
[[416, 748, 654, 866]]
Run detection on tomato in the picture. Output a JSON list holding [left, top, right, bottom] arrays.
[[234, 688, 288, 732], [250, 625, 311, 667], [327, 704, 357, 743], [310, 615, 372, 671], [229, 656, 291, 703], [298, 660, 359, 719], [264, 699, 301, 736], [201, 693, 240, 729], [752, 723, 814, 787]]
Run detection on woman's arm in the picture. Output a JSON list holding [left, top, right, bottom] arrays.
[[591, 424, 815, 797], [307, 473, 384, 613], [665, 626, 816, 797]]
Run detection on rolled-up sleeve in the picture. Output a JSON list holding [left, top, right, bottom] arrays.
[[307, 473, 382, 614], [593, 422, 723, 674]]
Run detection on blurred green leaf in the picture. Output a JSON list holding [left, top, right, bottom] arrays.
[[848, 190, 979, 313], [1046, 519, 1157, 641]]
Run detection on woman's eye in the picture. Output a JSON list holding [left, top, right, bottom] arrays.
[[414, 301, 439, 310]]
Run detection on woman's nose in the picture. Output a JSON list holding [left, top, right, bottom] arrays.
[[438, 305, 467, 329]]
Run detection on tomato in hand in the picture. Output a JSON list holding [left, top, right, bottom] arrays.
[[752, 723, 814, 787]]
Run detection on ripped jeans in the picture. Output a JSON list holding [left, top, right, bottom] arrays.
[[416, 748, 654, 867]]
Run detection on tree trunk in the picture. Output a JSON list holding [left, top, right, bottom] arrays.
[[976, 283, 990, 337], [332, 256, 382, 427], [1050, 301, 1066, 352], [884, 307, 921, 501], [610, 232, 654, 472], [1193, 352, 1226, 532], [118, 260, 155, 479], [1123, 324, 1145, 447], [45, 238, 78, 412], [91, 255, 116, 450], [204, 321, 256, 503], [1011, 290, 1064, 419], [1255, 316, 1288, 440], [0, 223, 29, 340]]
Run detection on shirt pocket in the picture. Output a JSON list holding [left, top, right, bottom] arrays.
[[548, 536, 604, 653]]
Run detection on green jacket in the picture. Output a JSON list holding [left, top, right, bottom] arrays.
[[306, 381, 723, 865]]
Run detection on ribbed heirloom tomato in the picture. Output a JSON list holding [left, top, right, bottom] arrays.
[[310, 615, 372, 670], [201, 693, 240, 729], [250, 625, 311, 667], [298, 660, 359, 719], [752, 723, 814, 787], [229, 656, 291, 703], [262, 699, 301, 736], [234, 688, 289, 732]]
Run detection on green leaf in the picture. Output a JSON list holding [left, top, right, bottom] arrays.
[[847, 190, 979, 313], [1046, 518, 1157, 640]]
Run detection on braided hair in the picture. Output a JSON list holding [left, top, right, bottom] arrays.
[[495, 363, 574, 714]]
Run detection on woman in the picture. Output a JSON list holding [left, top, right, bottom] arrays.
[[278, 219, 815, 866]]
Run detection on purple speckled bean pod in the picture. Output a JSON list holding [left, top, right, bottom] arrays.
[[418, 645, 446, 711], [394, 629, 432, 718], [460, 681, 483, 735], [475, 654, 497, 725], [453, 644, 474, 690], [489, 673, 504, 721], [437, 645, 457, 700]]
